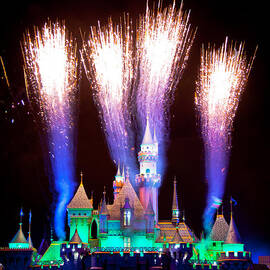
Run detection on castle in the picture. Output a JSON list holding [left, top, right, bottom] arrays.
[[0, 119, 253, 269]]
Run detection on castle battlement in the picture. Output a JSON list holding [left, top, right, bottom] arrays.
[[218, 251, 251, 261]]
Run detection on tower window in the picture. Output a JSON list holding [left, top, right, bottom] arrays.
[[124, 237, 131, 247], [124, 210, 131, 226]]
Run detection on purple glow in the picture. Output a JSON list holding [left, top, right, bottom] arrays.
[[195, 38, 256, 236], [22, 21, 79, 240], [135, 2, 195, 178]]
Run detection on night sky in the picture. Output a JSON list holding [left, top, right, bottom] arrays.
[[0, 0, 269, 263]]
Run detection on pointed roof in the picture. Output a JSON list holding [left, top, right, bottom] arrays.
[[172, 178, 179, 210], [10, 225, 28, 244], [210, 214, 229, 241], [171, 228, 184, 244], [116, 163, 121, 176], [27, 235, 33, 248], [100, 189, 110, 215], [142, 116, 154, 145], [224, 215, 241, 244], [107, 178, 144, 220], [69, 228, 83, 244], [145, 197, 155, 216], [123, 197, 132, 209], [67, 179, 92, 209], [153, 128, 158, 143], [158, 220, 198, 243]]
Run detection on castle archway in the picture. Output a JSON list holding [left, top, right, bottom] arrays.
[[90, 219, 98, 239]]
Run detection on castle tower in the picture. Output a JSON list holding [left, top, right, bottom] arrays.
[[113, 163, 124, 200], [223, 198, 244, 252], [67, 172, 93, 243], [172, 178, 180, 224], [135, 117, 161, 222]]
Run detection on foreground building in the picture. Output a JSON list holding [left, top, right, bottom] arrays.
[[0, 120, 253, 269]]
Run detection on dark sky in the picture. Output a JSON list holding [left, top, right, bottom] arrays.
[[0, 0, 269, 263]]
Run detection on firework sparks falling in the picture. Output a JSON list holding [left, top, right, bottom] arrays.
[[22, 21, 79, 240], [136, 1, 195, 178], [195, 37, 256, 236], [82, 17, 137, 175]]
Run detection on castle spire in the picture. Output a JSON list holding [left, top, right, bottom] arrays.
[[100, 186, 109, 216], [28, 210, 33, 248], [172, 177, 180, 224], [9, 208, 29, 248], [116, 162, 121, 176], [225, 198, 241, 244], [80, 171, 83, 186], [153, 128, 158, 143], [113, 164, 124, 200], [142, 115, 153, 145]]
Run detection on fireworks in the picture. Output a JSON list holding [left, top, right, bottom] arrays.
[[22, 21, 79, 240], [195, 37, 256, 235], [136, 1, 195, 177], [82, 17, 137, 174]]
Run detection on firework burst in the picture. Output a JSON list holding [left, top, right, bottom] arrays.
[[22, 21, 79, 240], [195, 37, 256, 235], [136, 1, 195, 177], [82, 16, 137, 175]]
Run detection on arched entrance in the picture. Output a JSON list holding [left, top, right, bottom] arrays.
[[90, 219, 98, 239]]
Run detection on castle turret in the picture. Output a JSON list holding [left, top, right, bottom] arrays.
[[67, 172, 93, 243], [100, 188, 110, 233], [113, 163, 124, 200], [172, 178, 180, 224], [9, 208, 29, 249], [135, 117, 161, 222], [218, 199, 251, 270], [223, 198, 244, 253]]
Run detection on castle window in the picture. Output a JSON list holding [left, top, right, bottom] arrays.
[[124, 210, 131, 226], [124, 237, 131, 247]]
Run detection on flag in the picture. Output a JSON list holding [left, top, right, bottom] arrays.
[[231, 197, 237, 206], [212, 196, 222, 209]]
